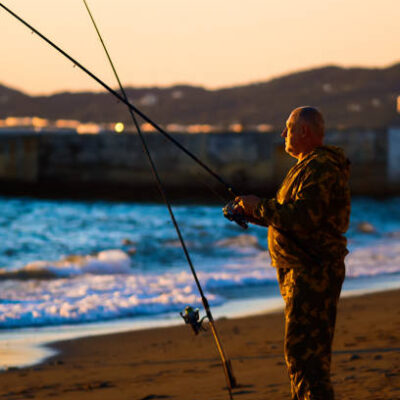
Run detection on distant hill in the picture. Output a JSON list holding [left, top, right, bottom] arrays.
[[1, 63, 399, 129]]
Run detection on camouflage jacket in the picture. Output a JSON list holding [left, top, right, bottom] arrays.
[[253, 145, 351, 269]]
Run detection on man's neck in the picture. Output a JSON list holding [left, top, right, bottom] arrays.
[[296, 145, 322, 163]]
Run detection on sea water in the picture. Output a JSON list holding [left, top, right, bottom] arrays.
[[0, 196, 399, 367]]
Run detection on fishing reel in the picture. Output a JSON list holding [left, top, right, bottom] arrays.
[[223, 200, 248, 229], [180, 306, 208, 335]]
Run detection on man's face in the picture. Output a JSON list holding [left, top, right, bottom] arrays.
[[281, 111, 306, 158]]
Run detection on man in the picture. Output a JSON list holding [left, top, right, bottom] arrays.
[[233, 106, 350, 400]]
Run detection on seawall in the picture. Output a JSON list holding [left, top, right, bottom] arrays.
[[0, 128, 399, 201]]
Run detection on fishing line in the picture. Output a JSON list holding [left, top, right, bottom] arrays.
[[195, 171, 231, 203], [0, 2, 237, 198], [80, 0, 236, 397]]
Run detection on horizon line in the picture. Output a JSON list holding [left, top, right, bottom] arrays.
[[2, 60, 399, 97]]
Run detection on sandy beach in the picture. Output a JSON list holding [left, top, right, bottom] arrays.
[[0, 289, 399, 400]]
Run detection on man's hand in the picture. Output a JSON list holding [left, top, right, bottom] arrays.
[[234, 195, 261, 217]]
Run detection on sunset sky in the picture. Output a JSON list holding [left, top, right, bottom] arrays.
[[0, 0, 399, 95]]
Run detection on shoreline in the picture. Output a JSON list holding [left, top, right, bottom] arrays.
[[0, 288, 398, 399], [0, 294, 285, 371], [0, 276, 400, 372]]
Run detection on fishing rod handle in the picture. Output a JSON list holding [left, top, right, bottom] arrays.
[[208, 319, 237, 389]]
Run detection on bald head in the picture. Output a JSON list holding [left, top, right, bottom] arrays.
[[282, 106, 325, 160], [292, 106, 325, 139]]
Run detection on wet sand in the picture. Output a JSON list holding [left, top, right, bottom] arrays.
[[0, 289, 399, 400]]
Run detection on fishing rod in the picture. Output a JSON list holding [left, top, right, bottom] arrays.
[[0, 2, 237, 198], [0, 2, 314, 254], [80, 0, 236, 397], [1, 9, 325, 396]]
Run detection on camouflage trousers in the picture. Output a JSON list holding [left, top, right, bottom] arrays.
[[277, 262, 345, 400]]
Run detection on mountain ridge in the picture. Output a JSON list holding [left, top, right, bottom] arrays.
[[1, 63, 399, 129]]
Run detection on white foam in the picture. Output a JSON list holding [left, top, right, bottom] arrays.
[[0, 235, 400, 328], [0, 250, 276, 328], [16, 249, 132, 277], [346, 238, 400, 277], [0, 272, 224, 328]]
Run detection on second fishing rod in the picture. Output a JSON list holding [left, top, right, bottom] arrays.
[[0, 2, 237, 199], [81, 1, 237, 398]]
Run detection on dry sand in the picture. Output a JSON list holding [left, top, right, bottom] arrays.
[[0, 289, 399, 400]]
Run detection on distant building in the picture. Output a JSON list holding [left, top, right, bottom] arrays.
[[171, 90, 184, 100], [229, 123, 243, 133], [0, 116, 49, 132], [55, 119, 80, 130], [76, 123, 101, 134], [187, 124, 214, 134], [167, 123, 187, 133], [141, 123, 157, 132], [139, 93, 158, 107], [347, 103, 362, 112], [256, 124, 274, 133]]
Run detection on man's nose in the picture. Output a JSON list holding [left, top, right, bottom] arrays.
[[281, 128, 287, 138]]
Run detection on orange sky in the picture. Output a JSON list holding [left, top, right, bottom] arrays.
[[0, 0, 399, 95]]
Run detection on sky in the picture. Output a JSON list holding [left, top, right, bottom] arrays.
[[0, 0, 399, 95]]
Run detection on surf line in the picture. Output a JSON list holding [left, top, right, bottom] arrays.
[[79, 1, 236, 397], [0, 2, 237, 198], [0, 1, 237, 398]]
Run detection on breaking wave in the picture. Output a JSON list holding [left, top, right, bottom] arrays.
[[0, 237, 399, 328], [0, 196, 399, 328]]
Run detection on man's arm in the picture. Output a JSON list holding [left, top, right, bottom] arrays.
[[239, 162, 337, 232], [232, 195, 268, 227]]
